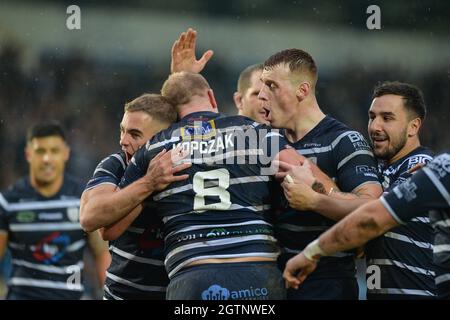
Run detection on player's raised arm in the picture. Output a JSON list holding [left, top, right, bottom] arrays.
[[171, 28, 214, 74]]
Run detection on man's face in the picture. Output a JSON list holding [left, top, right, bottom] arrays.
[[26, 136, 70, 186], [258, 64, 298, 129], [119, 111, 167, 163], [236, 70, 268, 124], [368, 94, 411, 162]]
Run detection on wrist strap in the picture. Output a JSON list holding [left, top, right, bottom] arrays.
[[303, 239, 327, 261]]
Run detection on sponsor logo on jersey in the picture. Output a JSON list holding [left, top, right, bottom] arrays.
[[17, 211, 36, 223], [39, 212, 64, 221], [67, 207, 79, 222], [181, 120, 216, 140]]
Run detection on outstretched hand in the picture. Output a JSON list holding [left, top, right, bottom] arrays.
[[171, 28, 214, 74]]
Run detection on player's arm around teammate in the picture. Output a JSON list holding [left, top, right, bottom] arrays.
[[80, 148, 190, 233]]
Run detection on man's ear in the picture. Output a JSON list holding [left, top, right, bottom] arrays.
[[233, 91, 243, 111], [408, 117, 422, 137], [207, 89, 218, 110], [296, 82, 311, 101]]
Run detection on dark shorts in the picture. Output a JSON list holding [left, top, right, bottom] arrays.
[[166, 261, 286, 300], [287, 277, 359, 300]]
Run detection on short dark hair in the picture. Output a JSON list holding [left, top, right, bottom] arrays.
[[27, 121, 66, 142], [263, 48, 318, 87], [124, 93, 177, 124], [237, 63, 263, 94], [372, 81, 426, 121]]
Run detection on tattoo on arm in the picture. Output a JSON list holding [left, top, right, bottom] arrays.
[[357, 216, 378, 231], [312, 181, 327, 194]]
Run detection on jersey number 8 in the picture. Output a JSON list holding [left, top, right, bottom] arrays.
[[193, 169, 231, 212]]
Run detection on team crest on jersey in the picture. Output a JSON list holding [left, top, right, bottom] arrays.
[[181, 120, 216, 140], [67, 207, 79, 222], [17, 210, 36, 223]]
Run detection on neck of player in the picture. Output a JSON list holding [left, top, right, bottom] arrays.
[[388, 137, 422, 165], [285, 98, 325, 143], [30, 173, 64, 198]]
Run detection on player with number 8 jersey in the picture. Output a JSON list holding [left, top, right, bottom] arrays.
[[120, 72, 308, 300]]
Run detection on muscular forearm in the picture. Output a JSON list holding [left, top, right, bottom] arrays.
[[312, 194, 370, 221], [318, 200, 397, 255], [328, 185, 381, 201], [80, 178, 154, 232], [290, 181, 381, 221], [100, 206, 142, 241]]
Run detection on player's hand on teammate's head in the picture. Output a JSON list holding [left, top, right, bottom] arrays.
[[171, 27, 214, 74], [145, 146, 192, 192], [283, 252, 317, 290]]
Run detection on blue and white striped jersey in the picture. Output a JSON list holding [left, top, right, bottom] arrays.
[[381, 150, 450, 299], [121, 111, 289, 279], [276, 116, 381, 282], [85, 151, 168, 300], [366, 146, 436, 299], [0, 175, 85, 299]]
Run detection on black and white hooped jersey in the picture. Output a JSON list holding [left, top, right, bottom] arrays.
[[85, 151, 168, 300], [275, 115, 381, 279], [0, 175, 85, 299], [121, 111, 289, 279], [381, 150, 450, 299], [366, 146, 436, 299]]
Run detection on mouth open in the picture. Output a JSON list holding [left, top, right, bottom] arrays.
[[263, 107, 271, 120], [122, 150, 133, 164]]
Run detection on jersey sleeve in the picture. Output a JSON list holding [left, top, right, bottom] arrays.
[[392, 153, 433, 187], [381, 152, 450, 224], [333, 131, 381, 192], [85, 153, 127, 191]]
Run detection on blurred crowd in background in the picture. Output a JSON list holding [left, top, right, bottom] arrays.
[[1, 42, 449, 189]]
